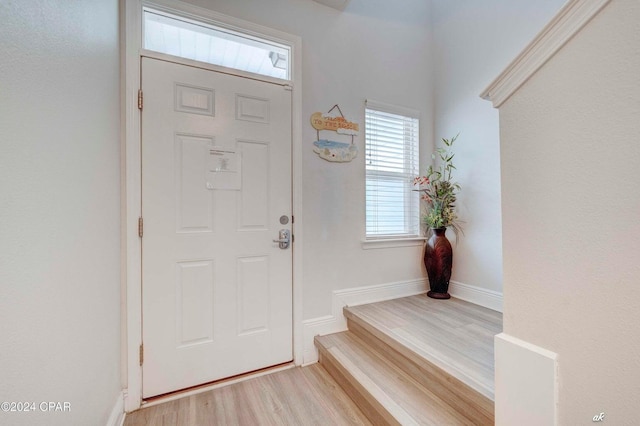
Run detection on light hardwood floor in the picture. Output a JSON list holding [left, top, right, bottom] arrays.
[[124, 364, 371, 426], [126, 295, 502, 425]]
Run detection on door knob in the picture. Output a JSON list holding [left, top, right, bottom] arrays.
[[273, 229, 290, 249]]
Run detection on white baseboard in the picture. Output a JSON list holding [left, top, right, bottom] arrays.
[[449, 280, 503, 313], [495, 333, 558, 426], [106, 391, 125, 426], [302, 278, 428, 365]]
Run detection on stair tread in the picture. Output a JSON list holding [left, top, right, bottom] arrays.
[[344, 295, 501, 401], [316, 331, 478, 425]]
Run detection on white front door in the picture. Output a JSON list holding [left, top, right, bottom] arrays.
[[141, 57, 293, 398]]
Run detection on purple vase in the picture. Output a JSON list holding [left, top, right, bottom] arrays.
[[424, 227, 452, 299]]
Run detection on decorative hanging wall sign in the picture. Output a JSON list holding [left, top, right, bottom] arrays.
[[311, 104, 359, 163]]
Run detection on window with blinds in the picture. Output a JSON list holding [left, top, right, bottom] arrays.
[[365, 101, 420, 238]]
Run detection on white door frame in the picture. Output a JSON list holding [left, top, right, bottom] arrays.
[[121, 0, 303, 412]]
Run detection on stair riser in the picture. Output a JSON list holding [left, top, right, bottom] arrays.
[[317, 346, 402, 426], [347, 316, 494, 425]]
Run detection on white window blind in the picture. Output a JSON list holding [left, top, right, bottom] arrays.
[[365, 101, 420, 238]]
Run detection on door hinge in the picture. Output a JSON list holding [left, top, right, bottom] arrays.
[[138, 89, 143, 110], [138, 217, 143, 238], [139, 343, 144, 366]]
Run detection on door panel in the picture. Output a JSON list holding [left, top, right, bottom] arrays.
[[141, 57, 292, 398]]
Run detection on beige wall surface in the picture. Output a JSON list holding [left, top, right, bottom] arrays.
[[500, 0, 640, 422], [0, 1, 121, 425]]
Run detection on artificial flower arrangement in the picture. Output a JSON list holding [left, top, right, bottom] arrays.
[[413, 134, 464, 238]]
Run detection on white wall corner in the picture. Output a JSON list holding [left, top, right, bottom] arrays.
[[106, 391, 126, 426], [495, 333, 558, 426], [302, 278, 428, 365], [480, 0, 612, 108], [449, 281, 503, 313]]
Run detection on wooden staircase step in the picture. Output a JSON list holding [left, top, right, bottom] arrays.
[[315, 331, 480, 425], [342, 297, 498, 424], [345, 296, 498, 400]]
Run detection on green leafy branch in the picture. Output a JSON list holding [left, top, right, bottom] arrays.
[[413, 134, 464, 239]]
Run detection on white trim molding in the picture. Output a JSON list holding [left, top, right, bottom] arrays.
[[361, 237, 425, 250], [106, 391, 125, 426], [495, 333, 558, 426], [449, 280, 503, 313], [302, 279, 428, 365], [480, 0, 612, 108]]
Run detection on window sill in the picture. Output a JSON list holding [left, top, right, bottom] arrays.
[[361, 237, 426, 250]]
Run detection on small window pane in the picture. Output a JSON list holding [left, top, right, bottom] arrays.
[[365, 101, 420, 238], [144, 9, 290, 80]]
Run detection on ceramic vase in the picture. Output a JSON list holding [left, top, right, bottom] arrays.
[[424, 227, 452, 299]]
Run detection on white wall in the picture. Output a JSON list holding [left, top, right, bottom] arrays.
[[183, 0, 434, 320], [0, 1, 122, 425], [431, 0, 565, 295], [499, 0, 640, 422]]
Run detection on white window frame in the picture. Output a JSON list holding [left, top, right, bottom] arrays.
[[363, 100, 424, 249], [142, 7, 292, 80]]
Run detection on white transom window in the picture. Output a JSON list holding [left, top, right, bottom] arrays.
[[143, 8, 291, 80]]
